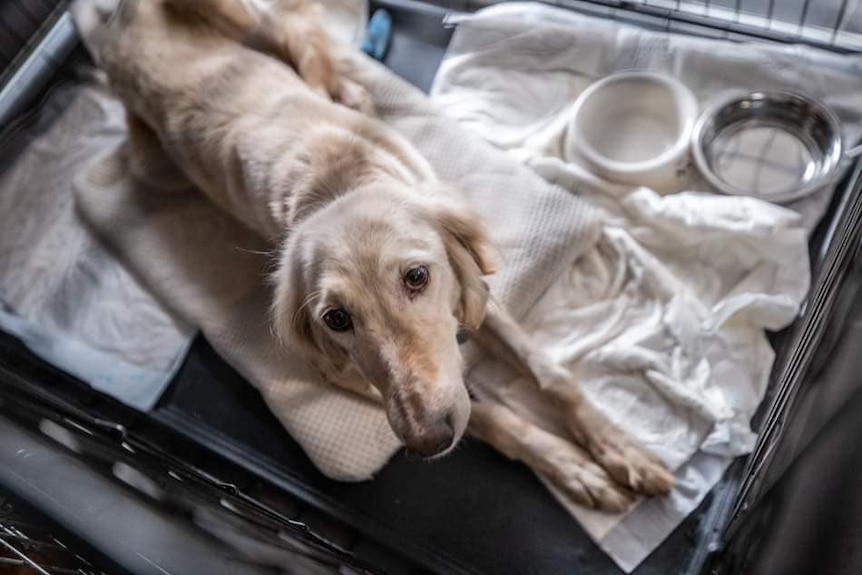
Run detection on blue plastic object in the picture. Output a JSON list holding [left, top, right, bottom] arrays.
[[361, 9, 392, 61]]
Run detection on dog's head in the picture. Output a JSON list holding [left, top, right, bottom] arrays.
[[273, 185, 499, 457]]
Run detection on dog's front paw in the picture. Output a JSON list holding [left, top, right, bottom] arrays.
[[582, 426, 675, 496], [336, 78, 374, 115], [542, 437, 637, 512], [548, 384, 675, 496]]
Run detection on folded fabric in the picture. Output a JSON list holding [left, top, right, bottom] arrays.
[[431, 3, 862, 571], [73, 24, 602, 480]]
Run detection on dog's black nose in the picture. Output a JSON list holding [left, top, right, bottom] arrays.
[[405, 419, 455, 457]]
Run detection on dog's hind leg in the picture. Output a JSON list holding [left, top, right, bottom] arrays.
[[125, 112, 192, 192], [471, 299, 675, 497], [469, 401, 635, 512], [165, 0, 371, 112]]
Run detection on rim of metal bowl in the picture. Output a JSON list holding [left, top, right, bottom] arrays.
[[691, 90, 844, 204]]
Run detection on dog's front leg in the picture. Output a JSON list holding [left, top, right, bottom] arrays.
[[469, 401, 635, 511], [472, 299, 674, 496]]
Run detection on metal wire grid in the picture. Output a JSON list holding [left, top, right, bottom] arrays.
[[439, 0, 862, 52], [0, 496, 106, 575], [0, 1, 855, 573], [0, 370, 388, 575]]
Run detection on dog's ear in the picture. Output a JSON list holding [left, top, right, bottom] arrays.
[[429, 201, 501, 331], [271, 244, 316, 354], [272, 242, 351, 376]]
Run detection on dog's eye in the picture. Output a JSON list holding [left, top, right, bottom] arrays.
[[404, 266, 430, 291], [323, 308, 352, 332]]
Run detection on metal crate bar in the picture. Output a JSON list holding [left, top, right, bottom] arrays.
[[440, 0, 862, 53]]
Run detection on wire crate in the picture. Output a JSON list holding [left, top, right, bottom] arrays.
[[0, 494, 106, 575], [436, 0, 862, 52]]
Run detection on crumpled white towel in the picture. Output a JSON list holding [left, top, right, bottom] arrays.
[[431, 3, 862, 571]]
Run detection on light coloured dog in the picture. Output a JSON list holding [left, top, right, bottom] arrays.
[[73, 0, 674, 511]]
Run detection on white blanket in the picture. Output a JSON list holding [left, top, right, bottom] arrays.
[[432, 3, 862, 571]]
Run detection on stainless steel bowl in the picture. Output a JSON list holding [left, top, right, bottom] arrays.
[[692, 91, 845, 203]]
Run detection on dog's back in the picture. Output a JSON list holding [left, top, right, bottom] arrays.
[[73, 0, 435, 239], [76, 0, 299, 125], [73, 0, 352, 236]]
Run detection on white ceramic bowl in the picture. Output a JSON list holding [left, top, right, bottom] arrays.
[[565, 71, 698, 194]]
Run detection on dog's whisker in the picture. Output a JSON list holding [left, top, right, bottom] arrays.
[[291, 290, 321, 327], [233, 245, 273, 257]]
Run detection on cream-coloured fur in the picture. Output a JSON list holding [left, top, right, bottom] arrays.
[[73, 0, 674, 510]]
